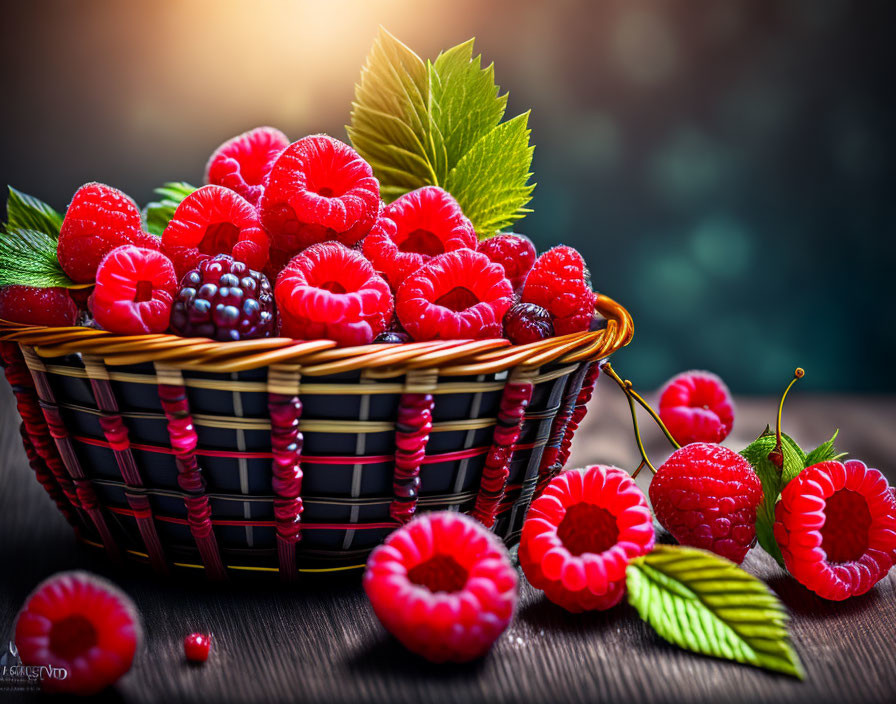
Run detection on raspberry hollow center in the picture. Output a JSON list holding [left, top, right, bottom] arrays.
[[134, 280, 154, 302], [407, 553, 469, 593], [400, 229, 444, 256], [435, 287, 479, 312], [319, 280, 347, 294], [200, 222, 240, 255], [821, 489, 872, 563], [557, 503, 620, 556], [49, 614, 98, 660]]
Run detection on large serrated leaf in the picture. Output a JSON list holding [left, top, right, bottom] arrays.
[[804, 430, 847, 466], [6, 186, 64, 237], [143, 182, 197, 236], [627, 545, 803, 678], [0, 227, 74, 288]]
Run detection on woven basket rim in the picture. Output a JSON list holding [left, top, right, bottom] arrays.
[[0, 293, 632, 375]]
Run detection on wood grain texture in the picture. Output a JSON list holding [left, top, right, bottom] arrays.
[[1, 376, 894, 704]]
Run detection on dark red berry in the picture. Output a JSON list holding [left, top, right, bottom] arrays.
[[0, 285, 79, 327], [503, 302, 554, 344], [374, 331, 410, 343], [183, 632, 211, 663]]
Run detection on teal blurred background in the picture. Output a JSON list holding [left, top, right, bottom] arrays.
[[1, 0, 892, 392]]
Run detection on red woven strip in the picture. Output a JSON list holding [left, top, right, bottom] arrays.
[[534, 362, 592, 489], [268, 390, 304, 579], [389, 393, 434, 524], [554, 362, 600, 473], [18, 423, 79, 530], [471, 380, 534, 528]]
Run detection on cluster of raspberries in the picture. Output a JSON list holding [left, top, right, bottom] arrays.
[[2, 129, 598, 346]]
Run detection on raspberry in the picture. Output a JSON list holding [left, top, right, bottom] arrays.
[[161, 185, 269, 280], [659, 370, 735, 446], [259, 135, 380, 268], [521, 245, 597, 335], [205, 126, 290, 206], [477, 233, 537, 289], [275, 242, 392, 346], [14, 571, 140, 694], [183, 633, 212, 663], [650, 443, 763, 564], [89, 245, 177, 335], [395, 249, 513, 341], [0, 285, 78, 327], [57, 182, 155, 284], [170, 255, 274, 341], [519, 466, 655, 612], [363, 511, 518, 662], [362, 187, 477, 290], [503, 302, 554, 344], [774, 459, 896, 600]]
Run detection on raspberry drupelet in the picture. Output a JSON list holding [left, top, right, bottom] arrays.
[[774, 459, 896, 600], [205, 126, 290, 206], [362, 186, 477, 290], [521, 245, 597, 335], [519, 465, 655, 612], [363, 511, 518, 662], [659, 370, 735, 446]]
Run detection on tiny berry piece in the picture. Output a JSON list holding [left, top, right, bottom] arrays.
[[650, 443, 763, 564], [57, 182, 153, 283], [0, 285, 78, 327], [260, 135, 380, 273], [363, 187, 477, 290], [395, 249, 514, 341], [477, 233, 537, 289], [374, 331, 411, 343], [519, 466, 655, 612], [659, 370, 735, 445], [14, 571, 141, 695], [89, 245, 177, 335], [364, 511, 518, 662], [162, 185, 269, 280], [503, 302, 554, 344], [205, 126, 290, 206], [275, 242, 393, 346], [774, 459, 896, 600], [521, 245, 596, 335], [183, 633, 211, 663]]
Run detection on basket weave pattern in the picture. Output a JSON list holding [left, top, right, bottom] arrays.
[[0, 295, 632, 579]]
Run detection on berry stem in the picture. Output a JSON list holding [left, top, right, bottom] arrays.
[[602, 363, 681, 450], [770, 367, 804, 469]]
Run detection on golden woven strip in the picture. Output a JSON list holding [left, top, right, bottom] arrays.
[[0, 294, 632, 374]]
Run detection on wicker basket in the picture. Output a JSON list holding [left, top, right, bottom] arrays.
[[0, 294, 632, 580]]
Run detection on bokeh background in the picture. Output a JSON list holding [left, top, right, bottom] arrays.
[[1, 0, 893, 392]]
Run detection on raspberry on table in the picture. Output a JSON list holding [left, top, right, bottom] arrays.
[[659, 370, 735, 446], [205, 126, 290, 206], [774, 459, 896, 600], [521, 245, 597, 336], [183, 632, 212, 663], [14, 571, 141, 694], [89, 245, 178, 335], [0, 285, 78, 327], [395, 248, 513, 341], [362, 186, 476, 290], [259, 135, 381, 272], [503, 302, 554, 344], [520, 465, 655, 612], [649, 443, 763, 564], [161, 185, 269, 280], [363, 511, 518, 662], [57, 182, 155, 284], [170, 254, 274, 341], [274, 242, 392, 346], [477, 233, 537, 289]]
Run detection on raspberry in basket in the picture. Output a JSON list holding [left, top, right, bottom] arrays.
[[519, 465, 655, 612], [649, 443, 763, 564], [503, 302, 554, 344], [89, 245, 178, 334], [170, 254, 274, 341], [14, 571, 141, 694], [161, 185, 269, 279], [205, 126, 290, 206], [259, 134, 381, 269], [395, 248, 513, 340], [57, 182, 154, 283], [364, 511, 518, 662], [362, 186, 477, 290], [774, 459, 896, 600], [477, 233, 537, 290], [521, 245, 596, 335], [275, 242, 392, 345], [0, 285, 79, 327], [659, 370, 735, 446]]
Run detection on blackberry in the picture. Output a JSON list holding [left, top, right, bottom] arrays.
[[170, 255, 274, 341], [374, 331, 411, 343], [502, 302, 554, 345]]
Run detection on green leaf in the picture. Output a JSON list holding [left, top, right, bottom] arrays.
[[6, 187, 64, 237], [348, 28, 535, 237], [627, 545, 804, 678], [0, 227, 74, 288], [804, 430, 847, 466], [143, 182, 197, 236]]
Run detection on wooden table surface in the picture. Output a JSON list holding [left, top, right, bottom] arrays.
[[1, 375, 894, 703]]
